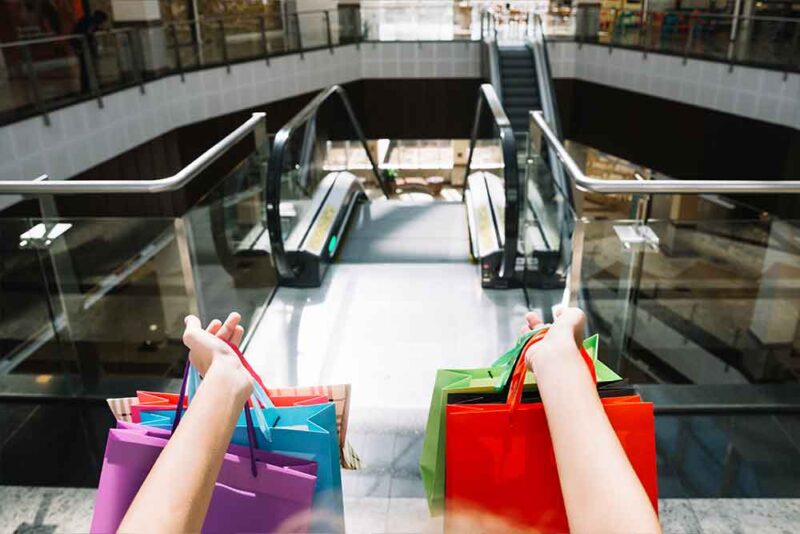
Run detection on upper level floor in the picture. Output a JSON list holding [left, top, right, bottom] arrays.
[[0, 0, 797, 194]]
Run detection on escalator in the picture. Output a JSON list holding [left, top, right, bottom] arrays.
[[481, 17, 575, 288], [265, 84, 521, 289], [267, 20, 572, 292], [498, 46, 540, 144]]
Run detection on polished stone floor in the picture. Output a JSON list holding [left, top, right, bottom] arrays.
[[2, 485, 798, 534]]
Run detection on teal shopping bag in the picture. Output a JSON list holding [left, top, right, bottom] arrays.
[[139, 401, 344, 532]]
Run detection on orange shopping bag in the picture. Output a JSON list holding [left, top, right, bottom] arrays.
[[444, 336, 657, 532]]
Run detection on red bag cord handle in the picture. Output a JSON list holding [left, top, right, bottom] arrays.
[[508, 329, 598, 413], [223, 340, 271, 408]]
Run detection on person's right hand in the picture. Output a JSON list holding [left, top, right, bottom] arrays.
[[523, 307, 587, 376]]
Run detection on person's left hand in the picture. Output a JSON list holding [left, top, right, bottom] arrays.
[[183, 312, 245, 377]]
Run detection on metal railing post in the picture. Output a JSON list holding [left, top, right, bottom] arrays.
[[218, 19, 230, 72], [111, 32, 126, 86], [128, 29, 146, 94], [169, 24, 185, 81], [192, 20, 203, 66], [81, 34, 104, 108], [325, 11, 334, 53], [259, 15, 270, 65], [683, 20, 696, 64], [294, 13, 304, 58], [21, 44, 50, 126]]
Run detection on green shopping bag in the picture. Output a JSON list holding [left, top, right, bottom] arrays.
[[419, 328, 621, 514]]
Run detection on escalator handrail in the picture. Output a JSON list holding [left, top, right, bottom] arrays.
[[464, 83, 520, 284], [265, 84, 386, 280], [530, 110, 800, 194], [529, 15, 574, 210]]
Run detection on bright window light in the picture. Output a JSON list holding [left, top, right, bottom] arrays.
[[20, 223, 47, 240]]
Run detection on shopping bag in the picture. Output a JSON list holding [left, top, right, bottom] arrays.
[[137, 343, 345, 533], [420, 328, 621, 514], [444, 335, 658, 532], [91, 370, 318, 533], [126, 384, 360, 469], [129, 390, 329, 421]]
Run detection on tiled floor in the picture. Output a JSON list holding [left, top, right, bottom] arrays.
[[2, 485, 799, 534], [242, 200, 534, 530]]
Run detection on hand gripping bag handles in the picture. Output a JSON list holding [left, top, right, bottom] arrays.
[[444, 334, 658, 532], [421, 327, 617, 515], [90, 355, 318, 534], [137, 342, 345, 533]]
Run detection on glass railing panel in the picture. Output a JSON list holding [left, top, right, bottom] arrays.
[[574, 215, 800, 497], [524, 133, 575, 274], [223, 17, 266, 63], [25, 39, 84, 110], [0, 115, 275, 398], [276, 119, 320, 242], [182, 142, 276, 340], [654, 411, 800, 497], [0, 216, 190, 397], [296, 12, 333, 50], [577, 217, 800, 387], [165, 21, 201, 71], [94, 32, 128, 91], [198, 19, 227, 66], [736, 18, 800, 68], [0, 45, 36, 121]]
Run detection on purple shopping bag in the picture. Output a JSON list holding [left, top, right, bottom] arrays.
[[91, 359, 319, 533]]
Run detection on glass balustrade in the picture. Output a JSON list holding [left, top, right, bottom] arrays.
[[0, 139, 275, 400], [1, 5, 796, 127]]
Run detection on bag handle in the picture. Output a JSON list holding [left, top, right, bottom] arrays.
[[171, 355, 260, 478], [223, 340, 276, 443], [508, 328, 598, 413]]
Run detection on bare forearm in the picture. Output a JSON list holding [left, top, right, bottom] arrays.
[[535, 346, 660, 534], [118, 362, 250, 533]]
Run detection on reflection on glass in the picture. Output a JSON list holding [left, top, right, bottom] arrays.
[[579, 217, 800, 386]]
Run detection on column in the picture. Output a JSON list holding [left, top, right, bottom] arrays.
[[111, 0, 168, 75]]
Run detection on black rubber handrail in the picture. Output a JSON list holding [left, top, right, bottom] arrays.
[[463, 83, 520, 285], [265, 84, 386, 280]]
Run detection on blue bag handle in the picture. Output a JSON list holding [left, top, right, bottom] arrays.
[[171, 357, 259, 478]]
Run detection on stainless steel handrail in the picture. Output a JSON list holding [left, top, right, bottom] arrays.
[[0, 112, 265, 194], [531, 110, 800, 194]]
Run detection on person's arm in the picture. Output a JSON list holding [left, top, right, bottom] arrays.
[[118, 313, 251, 534], [523, 309, 661, 534]]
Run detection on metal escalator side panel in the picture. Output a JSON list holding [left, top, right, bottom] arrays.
[[299, 171, 364, 258], [466, 172, 501, 259], [465, 190, 479, 260], [483, 171, 507, 248], [285, 172, 340, 252]]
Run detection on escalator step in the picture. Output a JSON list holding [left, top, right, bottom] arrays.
[[500, 57, 533, 67], [504, 85, 539, 95], [501, 66, 535, 75], [503, 77, 536, 87], [504, 96, 540, 107]]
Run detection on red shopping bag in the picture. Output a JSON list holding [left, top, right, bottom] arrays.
[[444, 336, 657, 532]]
